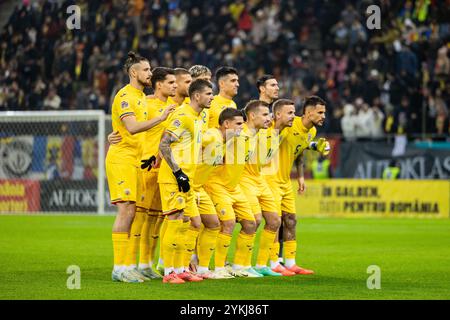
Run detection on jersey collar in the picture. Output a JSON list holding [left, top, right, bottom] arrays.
[[125, 84, 145, 97]]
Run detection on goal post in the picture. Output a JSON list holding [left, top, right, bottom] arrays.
[[0, 110, 112, 214]]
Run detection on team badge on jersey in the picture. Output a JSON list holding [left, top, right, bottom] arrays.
[[121, 101, 129, 109], [173, 119, 181, 128]]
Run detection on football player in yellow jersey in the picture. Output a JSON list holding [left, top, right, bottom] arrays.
[[170, 68, 192, 106], [152, 67, 191, 274], [131, 67, 178, 280], [158, 79, 213, 284], [208, 66, 239, 128], [205, 100, 268, 278], [256, 74, 279, 108], [106, 52, 174, 283], [193, 108, 245, 279], [189, 65, 212, 82], [265, 96, 330, 276], [239, 101, 289, 277]]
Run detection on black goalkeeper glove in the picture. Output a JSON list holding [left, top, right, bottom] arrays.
[[173, 169, 190, 192], [141, 155, 156, 171]]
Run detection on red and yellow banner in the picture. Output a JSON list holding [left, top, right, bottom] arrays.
[[0, 180, 41, 212], [295, 179, 450, 218]]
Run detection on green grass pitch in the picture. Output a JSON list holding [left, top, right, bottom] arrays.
[[0, 215, 449, 300]]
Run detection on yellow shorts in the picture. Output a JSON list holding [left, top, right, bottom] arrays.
[[194, 187, 216, 215], [137, 169, 162, 213], [240, 175, 278, 215], [105, 161, 137, 204], [265, 178, 296, 215], [159, 183, 199, 218], [204, 183, 255, 222]]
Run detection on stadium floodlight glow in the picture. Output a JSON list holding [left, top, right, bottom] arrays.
[[0, 110, 107, 215]]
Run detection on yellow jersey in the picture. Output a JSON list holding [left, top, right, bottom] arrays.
[[207, 123, 255, 189], [140, 97, 171, 160], [107, 84, 147, 165], [241, 125, 264, 179], [267, 116, 316, 184], [167, 96, 190, 107], [208, 94, 237, 128], [193, 128, 224, 189], [157, 103, 203, 184]]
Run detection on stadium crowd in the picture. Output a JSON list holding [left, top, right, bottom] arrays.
[[0, 0, 449, 138]]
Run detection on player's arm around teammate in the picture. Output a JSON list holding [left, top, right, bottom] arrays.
[[107, 52, 174, 283]]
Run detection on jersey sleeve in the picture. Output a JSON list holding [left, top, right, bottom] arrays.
[[164, 114, 187, 139], [118, 96, 136, 120]]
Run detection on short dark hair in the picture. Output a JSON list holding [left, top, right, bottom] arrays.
[[151, 67, 175, 89], [256, 74, 276, 93], [188, 79, 213, 97], [215, 66, 238, 84], [243, 100, 270, 118], [124, 51, 148, 74], [302, 95, 326, 114], [174, 68, 191, 76], [273, 98, 295, 115], [218, 108, 244, 126]]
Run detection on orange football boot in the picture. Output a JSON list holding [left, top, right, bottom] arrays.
[[272, 264, 296, 276], [163, 272, 185, 284], [286, 265, 315, 275]]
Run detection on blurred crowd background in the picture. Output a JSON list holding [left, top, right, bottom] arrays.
[[1, 0, 449, 140]]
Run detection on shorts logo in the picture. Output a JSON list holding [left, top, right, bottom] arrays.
[[173, 119, 181, 128], [124, 188, 130, 195], [177, 196, 184, 204], [121, 101, 129, 109], [220, 209, 226, 216]]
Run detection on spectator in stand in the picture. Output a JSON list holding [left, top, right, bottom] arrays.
[[43, 87, 61, 110]]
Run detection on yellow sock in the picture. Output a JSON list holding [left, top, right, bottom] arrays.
[[112, 232, 129, 268], [124, 209, 145, 267], [233, 232, 255, 267], [158, 217, 168, 264], [284, 240, 297, 260], [147, 213, 160, 265], [138, 213, 152, 266], [195, 224, 205, 258], [174, 221, 189, 271], [161, 219, 182, 270], [184, 227, 200, 268], [269, 241, 280, 263], [198, 227, 219, 268], [256, 229, 277, 266], [214, 233, 232, 268]]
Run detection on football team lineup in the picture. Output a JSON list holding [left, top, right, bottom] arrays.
[[105, 52, 331, 284]]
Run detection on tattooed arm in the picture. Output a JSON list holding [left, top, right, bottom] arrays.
[[295, 152, 306, 195], [159, 131, 180, 172]]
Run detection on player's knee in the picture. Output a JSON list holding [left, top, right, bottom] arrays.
[[190, 217, 202, 230], [204, 219, 220, 229], [241, 219, 256, 234], [255, 216, 262, 229], [283, 214, 296, 229], [266, 216, 281, 231], [221, 220, 235, 234]]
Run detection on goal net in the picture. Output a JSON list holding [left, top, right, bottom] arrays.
[[0, 110, 114, 214]]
